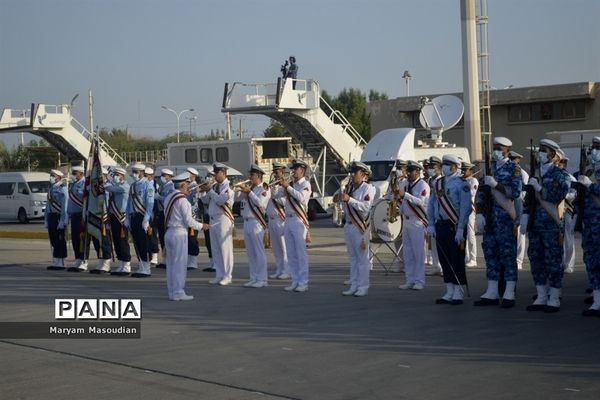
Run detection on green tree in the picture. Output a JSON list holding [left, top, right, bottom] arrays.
[[368, 90, 389, 102], [263, 121, 289, 138]]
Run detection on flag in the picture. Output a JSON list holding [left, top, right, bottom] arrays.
[[82, 133, 107, 242]]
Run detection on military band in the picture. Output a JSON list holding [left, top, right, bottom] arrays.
[[45, 169, 68, 270], [66, 165, 87, 272], [266, 162, 290, 280]]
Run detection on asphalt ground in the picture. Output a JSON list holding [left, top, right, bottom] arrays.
[[0, 220, 599, 400]]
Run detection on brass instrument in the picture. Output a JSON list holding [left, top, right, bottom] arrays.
[[333, 173, 351, 227], [198, 176, 214, 192], [233, 179, 251, 191], [387, 166, 400, 223]]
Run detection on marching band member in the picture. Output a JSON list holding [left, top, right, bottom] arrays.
[[474, 137, 523, 308], [154, 168, 175, 268], [398, 161, 430, 291], [267, 162, 290, 280], [164, 172, 209, 301], [199, 163, 235, 286], [427, 154, 472, 305], [522, 139, 570, 312], [66, 165, 87, 272], [508, 151, 529, 270], [45, 169, 68, 270], [105, 167, 132, 276], [276, 159, 312, 292], [88, 166, 113, 274], [144, 167, 160, 267], [425, 156, 443, 276], [236, 164, 270, 288], [185, 167, 201, 270], [336, 161, 375, 297], [461, 162, 478, 268], [125, 163, 155, 278]]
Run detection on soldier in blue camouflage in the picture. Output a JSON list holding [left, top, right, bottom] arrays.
[[578, 136, 600, 317], [521, 139, 570, 313], [475, 137, 523, 308]]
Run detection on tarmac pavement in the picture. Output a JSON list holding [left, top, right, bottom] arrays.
[[0, 221, 599, 399]]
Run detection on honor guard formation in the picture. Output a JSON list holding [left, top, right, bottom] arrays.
[[43, 138, 600, 316]]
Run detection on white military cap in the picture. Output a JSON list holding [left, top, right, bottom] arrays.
[[291, 159, 308, 169], [493, 137, 512, 147], [442, 154, 461, 166], [114, 167, 127, 176], [349, 161, 371, 173], [593, 136, 600, 145], [540, 138, 560, 151], [272, 162, 287, 170], [144, 167, 154, 175], [555, 148, 566, 160], [186, 167, 199, 176], [172, 172, 191, 183], [71, 166, 85, 173], [508, 151, 523, 159], [460, 161, 475, 169], [406, 160, 423, 171], [50, 169, 64, 177], [213, 163, 228, 172], [161, 168, 174, 176], [248, 163, 266, 175], [131, 162, 146, 171]]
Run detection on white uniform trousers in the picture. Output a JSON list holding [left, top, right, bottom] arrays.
[[209, 215, 234, 280], [402, 217, 426, 285], [268, 217, 289, 276], [516, 226, 527, 268], [284, 216, 309, 286], [465, 212, 477, 263], [244, 219, 267, 283], [344, 223, 370, 291], [166, 227, 188, 298], [563, 213, 576, 271]]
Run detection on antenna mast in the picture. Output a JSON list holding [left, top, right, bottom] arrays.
[[477, 0, 492, 153]]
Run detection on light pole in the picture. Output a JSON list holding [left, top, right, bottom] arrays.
[[185, 115, 197, 141], [402, 70, 412, 97], [161, 106, 194, 143]]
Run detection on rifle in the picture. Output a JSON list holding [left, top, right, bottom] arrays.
[[524, 138, 538, 231], [573, 134, 587, 232], [474, 138, 493, 231]]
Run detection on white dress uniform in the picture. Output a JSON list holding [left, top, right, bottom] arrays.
[[399, 176, 430, 288], [200, 177, 235, 284], [563, 172, 577, 273], [464, 175, 478, 266], [164, 185, 205, 300], [274, 176, 311, 291], [266, 185, 289, 278], [342, 180, 375, 295], [236, 181, 271, 286], [516, 168, 529, 269]]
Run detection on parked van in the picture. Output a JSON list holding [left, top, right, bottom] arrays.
[[0, 172, 51, 223]]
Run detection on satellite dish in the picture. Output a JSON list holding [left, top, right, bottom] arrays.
[[419, 95, 464, 144]]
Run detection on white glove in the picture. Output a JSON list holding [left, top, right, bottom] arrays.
[[454, 228, 464, 245], [578, 175, 592, 188], [484, 176, 498, 188], [565, 192, 576, 202], [520, 214, 529, 235], [142, 218, 150, 232], [124, 216, 130, 229], [528, 177, 542, 192], [426, 225, 436, 237], [475, 214, 486, 233]]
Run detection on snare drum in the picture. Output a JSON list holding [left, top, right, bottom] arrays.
[[370, 198, 402, 242]]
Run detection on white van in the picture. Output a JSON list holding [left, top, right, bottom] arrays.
[[0, 172, 50, 223]]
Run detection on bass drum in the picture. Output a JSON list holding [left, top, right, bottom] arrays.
[[370, 198, 402, 243]]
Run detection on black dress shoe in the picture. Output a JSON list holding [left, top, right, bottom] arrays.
[[526, 304, 546, 311], [585, 288, 593, 294], [202, 267, 216, 272], [110, 271, 130, 276], [450, 299, 464, 305], [543, 305, 560, 313], [500, 299, 515, 308], [156, 263, 167, 269], [473, 298, 500, 306], [584, 296, 594, 305], [582, 308, 600, 317], [66, 267, 81, 272], [435, 298, 451, 304], [131, 273, 151, 278], [89, 269, 109, 274], [47, 266, 66, 270]]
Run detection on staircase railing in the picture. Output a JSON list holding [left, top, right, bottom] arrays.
[[318, 96, 367, 147], [71, 118, 128, 166]]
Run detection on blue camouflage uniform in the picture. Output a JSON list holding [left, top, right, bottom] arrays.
[[428, 172, 472, 286], [581, 178, 600, 291], [45, 181, 69, 259], [527, 165, 570, 288], [482, 159, 523, 282], [126, 177, 154, 262], [105, 179, 131, 262], [67, 178, 86, 260]]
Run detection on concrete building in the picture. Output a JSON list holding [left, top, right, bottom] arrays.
[[367, 81, 600, 160]]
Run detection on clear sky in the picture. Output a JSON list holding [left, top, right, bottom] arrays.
[[1, 0, 599, 147]]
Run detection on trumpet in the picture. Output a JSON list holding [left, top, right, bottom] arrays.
[[233, 179, 251, 191], [198, 177, 214, 192]]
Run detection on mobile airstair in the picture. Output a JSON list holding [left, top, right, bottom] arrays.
[[0, 103, 127, 166]]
